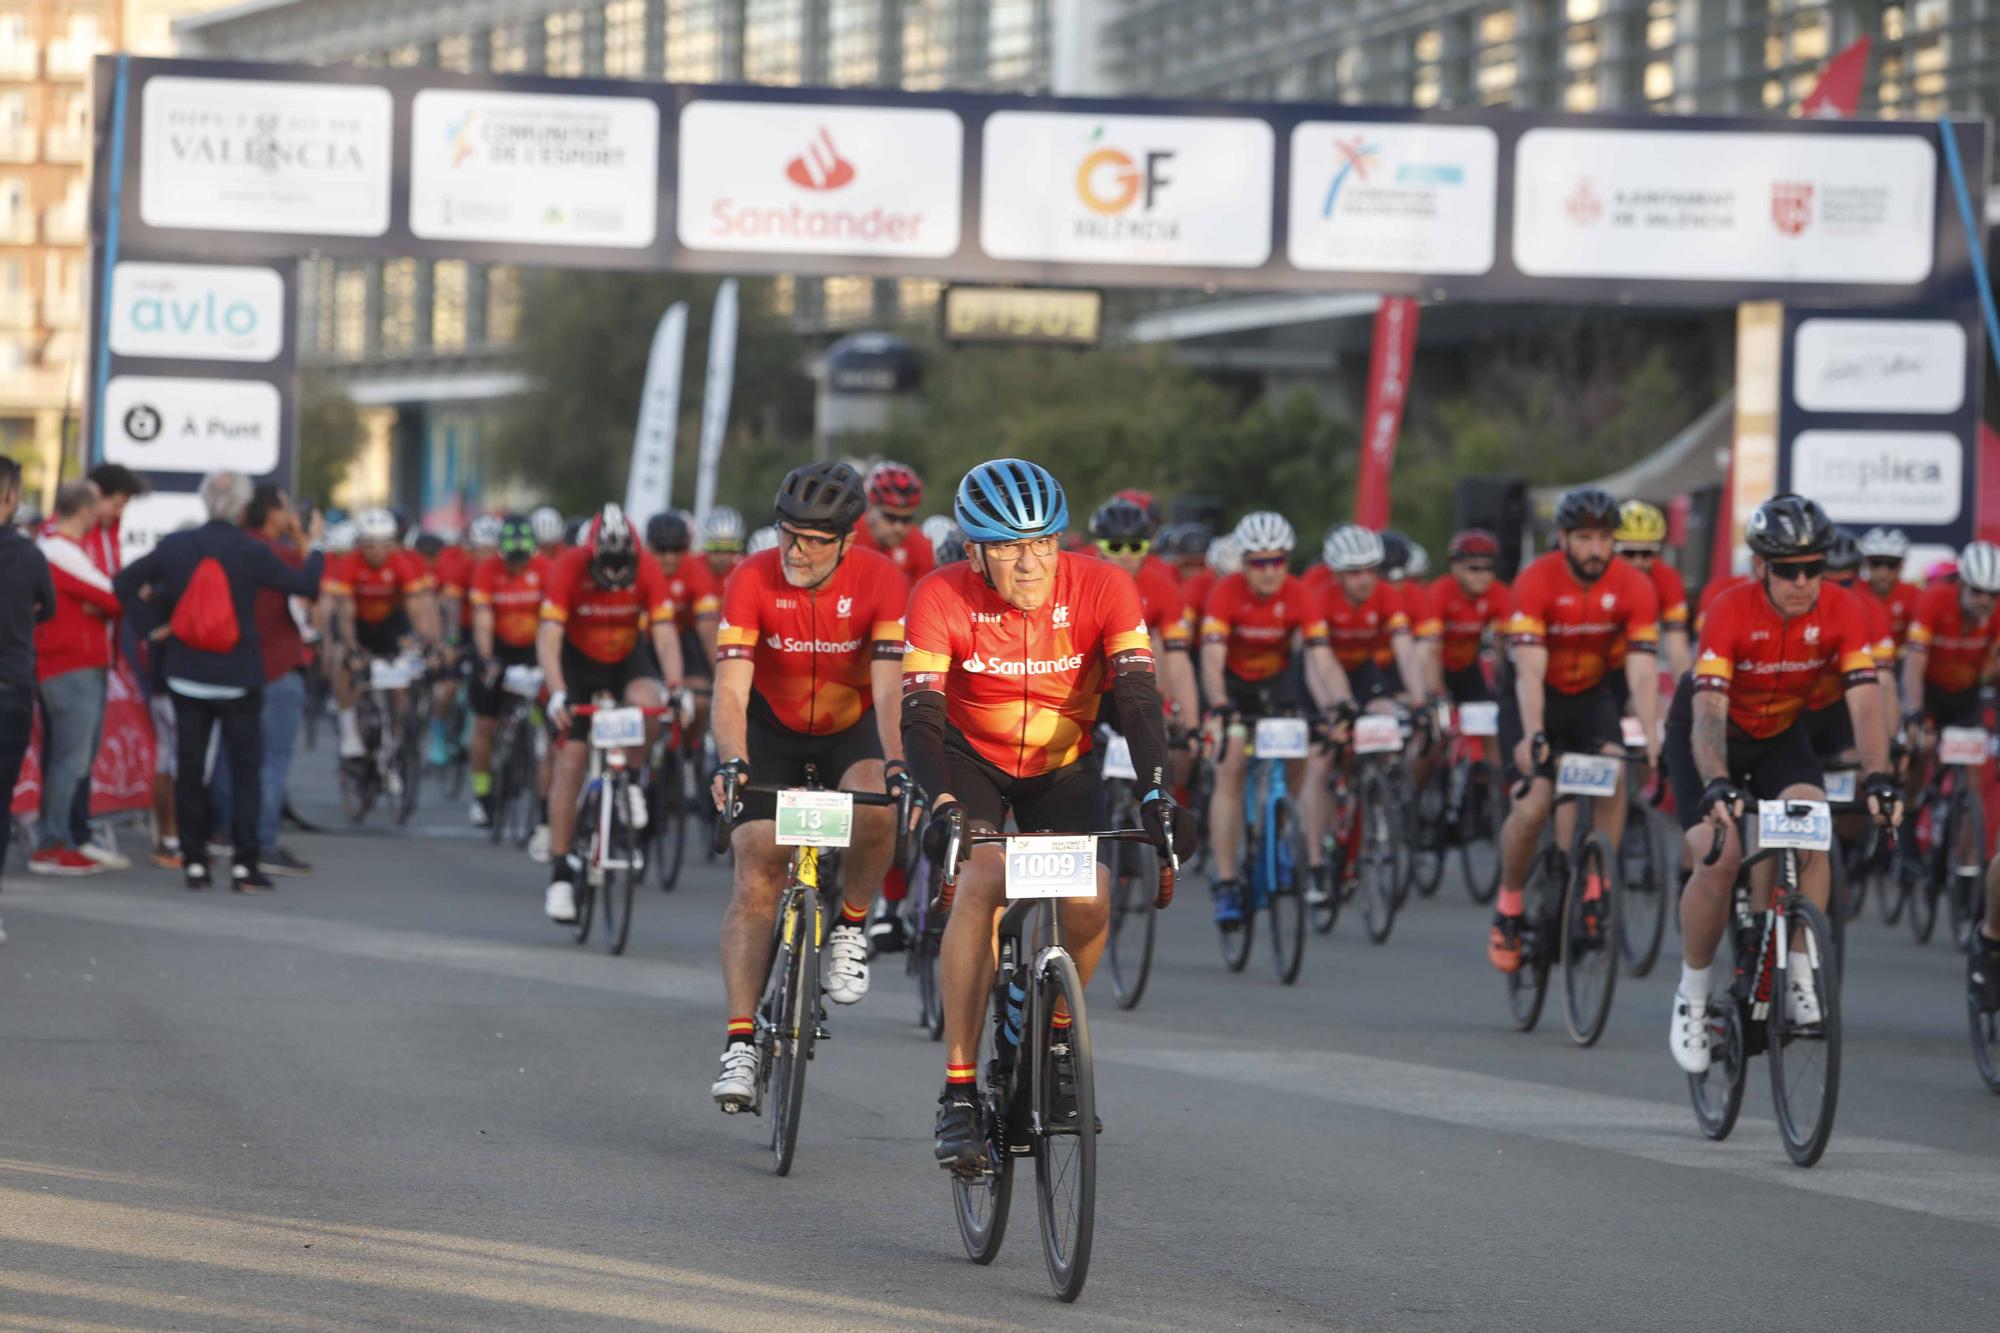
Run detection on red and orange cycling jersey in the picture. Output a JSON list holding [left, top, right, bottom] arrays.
[[659, 553, 721, 632], [327, 549, 432, 626], [1200, 572, 1328, 682], [904, 554, 1151, 776], [1422, 574, 1512, 673], [1129, 555, 1192, 648], [1508, 551, 1659, 695], [714, 547, 908, 735], [1694, 581, 1876, 738], [1871, 580, 1923, 646], [1805, 583, 1896, 712], [1610, 558, 1688, 668], [432, 545, 476, 630], [1380, 580, 1426, 667], [1319, 578, 1408, 674], [1907, 581, 2000, 694], [538, 545, 676, 666], [851, 518, 935, 581], [1693, 571, 1753, 634], [1180, 567, 1218, 622], [470, 553, 547, 650]]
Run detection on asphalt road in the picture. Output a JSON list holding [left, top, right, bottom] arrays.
[[2, 753, 1997, 1331]]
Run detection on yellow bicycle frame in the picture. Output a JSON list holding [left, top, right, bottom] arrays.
[[781, 847, 824, 949]]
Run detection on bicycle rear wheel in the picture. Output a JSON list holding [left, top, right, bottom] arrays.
[[1688, 997, 1747, 1140], [1269, 795, 1307, 985], [1561, 831, 1621, 1048], [1618, 806, 1667, 978], [1969, 987, 2000, 1094], [1106, 824, 1157, 1009], [765, 889, 821, 1177], [952, 1023, 1013, 1263], [1769, 896, 1840, 1167], [1033, 951, 1096, 1302], [1877, 836, 1912, 924], [393, 718, 422, 825], [602, 789, 638, 956], [653, 752, 691, 891], [1357, 769, 1405, 945], [1218, 818, 1255, 972], [1457, 760, 1503, 906], [1410, 765, 1447, 898], [1508, 848, 1559, 1032]]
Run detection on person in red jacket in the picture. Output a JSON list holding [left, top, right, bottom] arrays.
[[31, 481, 122, 876]]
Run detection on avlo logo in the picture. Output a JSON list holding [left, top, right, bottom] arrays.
[[785, 126, 855, 191], [110, 263, 284, 363]]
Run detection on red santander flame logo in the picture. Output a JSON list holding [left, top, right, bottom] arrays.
[[785, 126, 855, 191]]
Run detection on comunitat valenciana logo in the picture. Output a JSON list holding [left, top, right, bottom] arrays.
[[1072, 126, 1178, 242], [707, 124, 925, 244]]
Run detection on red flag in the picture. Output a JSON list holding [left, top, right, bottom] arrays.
[[1353, 296, 1420, 529], [1799, 37, 1871, 118]]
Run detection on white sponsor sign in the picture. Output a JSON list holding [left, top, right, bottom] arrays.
[[1793, 318, 1966, 415], [981, 111, 1274, 268], [1288, 122, 1497, 274], [117, 492, 208, 564], [678, 101, 962, 257], [103, 376, 282, 476], [411, 90, 659, 247], [1791, 430, 1963, 525], [109, 262, 285, 363], [139, 77, 393, 236], [1513, 128, 1935, 284], [1353, 714, 1404, 754]]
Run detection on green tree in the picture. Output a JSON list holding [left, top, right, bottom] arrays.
[[296, 371, 363, 507]]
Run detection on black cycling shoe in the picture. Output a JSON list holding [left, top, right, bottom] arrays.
[[867, 910, 909, 957], [1971, 937, 2000, 1014], [1046, 1042, 1102, 1133], [934, 1086, 985, 1173]]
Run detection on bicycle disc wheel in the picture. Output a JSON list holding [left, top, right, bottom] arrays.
[[1033, 951, 1096, 1302], [1457, 761, 1502, 906], [952, 1024, 1014, 1263], [1107, 829, 1157, 1009], [1948, 792, 1985, 952], [1507, 848, 1558, 1032], [1561, 831, 1621, 1048], [1269, 795, 1307, 985], [1357, 770, 1405, 945], [1769, 897, 1840, 1168], [1969, 987, 2000, 1094], [654, 755, 690, 892], [767, 891, 820, 1177], [1688, 997, 1747, 1141], [1618, 808, 1667, 978]]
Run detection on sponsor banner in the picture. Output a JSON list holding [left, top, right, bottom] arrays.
[[138, 77, 393, 236], [1288, 122, 1498, 274], [1513, 128, 1936, 285], [624, 301, 688, 525], [1790, 429, 1963, 525], [410, 89, 660, 247], [108, 261, 285, 362], [1793, 318, 1966, 414], [103, 376, 283, 476], [118, 492, 210, 563], [1353, 297, 1420, 528], [691, 278, 738, 523], [9, 658, 155, 819], [980, 111, 1274, 268], [677, 101, 962, 258]]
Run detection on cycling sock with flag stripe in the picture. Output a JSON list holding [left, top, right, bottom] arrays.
[[1051, 1005, 1072, 1041], [839, 900, 868, 927], [946, 1063, 977, 1090], [725, 1017, 754, 1050]]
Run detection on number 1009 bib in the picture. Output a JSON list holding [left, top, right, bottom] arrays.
[[1004, 836, 1098, 899]]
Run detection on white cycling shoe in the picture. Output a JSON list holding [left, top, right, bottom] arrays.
[[824, 923, 870, 1005], [544, 878, 578, 924], [469, 799, 490, 828], [527, 823, 552, 863], [1785, 966, 1823, 1027], [1669, 994, 1712, 1074], [712, 1043, 761, 1112]]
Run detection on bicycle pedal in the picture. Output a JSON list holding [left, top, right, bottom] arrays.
[[813, 1024, 831, 1040]]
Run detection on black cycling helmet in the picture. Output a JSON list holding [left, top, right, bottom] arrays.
[[774, 460, 868, 533], [412, 532, 445, 559], [1745, 493, 1835, 560], [586, 502, 639, 589], [1157, 522, 1208, 559], [498, 515, 536, 563], [645, 511, 691, 554], [1554, 486, 1620, 533], [1088, 497, 1155, 543], [1825, 527, 1862, 574], [1379, 529, 1413, 579]]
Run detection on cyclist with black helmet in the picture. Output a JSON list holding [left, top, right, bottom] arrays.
[[467, 516, 549, 827], [1488, 486, 1662, 974], [1809, 531, 1900, 767], [1090, 496, 1199, 728], [1664, 494, 1899, 1074], [853, 461, 935, 581], [644, 509, 719, 708], [904, 459, 1192, 1172], [538, 503, 684, 925], [707, 462, 912, 1111]]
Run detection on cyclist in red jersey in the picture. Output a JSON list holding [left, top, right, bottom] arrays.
[[644, 509, 719, 698], [1809, 531, 1900, 766], [1663, 495, 1899, 1074], [467, 515, 546, 827], [1489, 487, 1662, 973], [700, 506, 747, 583], [1612, 501, 1692, 679], [1859, 526, 1922, 646], [707, 464, 912, 1110], [418, 529, 476, 768], [850, 460, 935, 581], [908, 460, 1190, 1172], [1419, 528, 1512, 783], [1160, 522, 1209, 586], [1091, 497, 1200, 729], [1901, 541, 2000, 731], [326, 507, 442, 762], [537, 503, 684, 925]]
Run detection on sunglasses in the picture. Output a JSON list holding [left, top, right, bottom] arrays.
[[1768, 558, 1826, 583], [778, 526, 843, 551], [1866, 558, 1902, 569], [1457, 563, 1496, 575], [1245, 555, 1288, 570], [875, 510, 917, 526], [1097, 539, 1150, 556]]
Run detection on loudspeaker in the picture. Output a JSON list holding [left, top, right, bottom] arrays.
[[1455, 476, 1528, 580]]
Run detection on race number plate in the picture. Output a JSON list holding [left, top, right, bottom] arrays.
[[1758, 799, 1833, 851], [1822, 769, 1857, 804], [1101, 733, 1137, 780], [369, 658, 414, 690], [1621, 716, 1648, 749], [501, 664, 544, 698], [588, 706, 646, 749], [1353, 714, 1403, 754], [1555, 753, 1621, 798], [1004, 835, 1098, 899], [1939, 727, 1990, 766], [774, 789, 854, 848], [1253, 716, 1310, 759], [1458, 702, 1500, 737]]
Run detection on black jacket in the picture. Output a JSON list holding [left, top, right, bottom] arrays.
[[114, 520, 323, 693], [0, 525, 55, 691]]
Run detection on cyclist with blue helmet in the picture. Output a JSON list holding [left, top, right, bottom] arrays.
[[902, 458, 1196, 1173]]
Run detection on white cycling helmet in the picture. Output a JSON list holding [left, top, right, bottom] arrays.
[[1858, 526, 1911, 560], [920, 514, 955, 549], [355, 507, 397, 543], [1206, 535, 1242, 576], [467, 514, 502, 549], [747, 525, 780, 555], [1233, 511, 1295, 555], [326, 520, 357, 554], [1406, 541, 1431, 579], [701, 505, 746, 551], [1323, 523, 1386, 572], [1960, 541, 2000, 593], [529, 505, 564, 546]]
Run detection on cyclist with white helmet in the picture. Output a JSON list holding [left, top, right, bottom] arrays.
[[745, 525, 779, 555], [700, 506, 747, 582], [529, 506, 565, 560], [326, 506, 442, 763], [1199, 512, 1355, 928], [1859, 526, 1921, 646]]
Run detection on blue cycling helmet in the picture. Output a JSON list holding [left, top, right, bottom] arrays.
[[954, 458, 1068, 543]]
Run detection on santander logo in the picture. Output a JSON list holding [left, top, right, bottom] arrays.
[[785, 127, 855, 191]]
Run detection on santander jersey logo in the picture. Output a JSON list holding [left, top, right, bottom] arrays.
[[961, 652, 1086, 676], [785, 127, 855, 191]]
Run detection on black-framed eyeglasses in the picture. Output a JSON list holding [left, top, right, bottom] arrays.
[[980, 535, 1061, 562], [1244, 554, 1288, 570], [778, 525, 843, 552], [1096, 539, 1150, 556], [1769, 558, 1826, 583], [1866, 558, 1903, 569]]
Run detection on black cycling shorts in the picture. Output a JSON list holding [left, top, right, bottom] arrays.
[[1380, 659, 1406, 699], [1223, 669, 1301, 721], [1924, 681, 1982, 729], [1604, 668, 1630, 715], [1444, 664, 1492, 705], [1664, 673, 1824, 831], [468, 642, 538, 718], [1802, 700, 1857, 760], [557, 642, 659, 743], [1497, 671, 1622, 783], [736, 699, 884, 823], [1345, 661, 1395, 704], [947, 736, 1106, 844], [356, 613, 410, 661]]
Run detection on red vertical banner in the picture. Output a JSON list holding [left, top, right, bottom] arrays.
[[1353, 296, 1420, 530]]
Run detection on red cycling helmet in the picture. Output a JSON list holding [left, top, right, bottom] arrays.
[[1448, 528, 1501, 561], [866, 461, 923, 510]]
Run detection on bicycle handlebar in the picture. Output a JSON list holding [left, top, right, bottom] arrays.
[[1699, 798, 1901, 867], [931, 811, 1177, 915], [709, 770, 912, 862]]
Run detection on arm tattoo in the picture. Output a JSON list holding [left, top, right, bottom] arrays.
[[1691, 694, 1728, 784]]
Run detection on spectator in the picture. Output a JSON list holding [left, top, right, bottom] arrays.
[[81, 463, 146, 576], [31, 480, 121, 876], [0, 457, 55, 925], [245, 484, 313, 877], [115, 472, 323, 892]]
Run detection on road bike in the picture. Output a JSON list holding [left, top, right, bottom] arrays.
[[1214, 716, 1308, 982], [1097, 726, 1159, 1006], [1320, 711, 1411, 945], [1616, 720, 1669, 978], [487, 664, 545, 848], [935, 811, 1176, 1302], [1443, 700, 1505, 906], [567, 699, 674, 957], [338, 651, 425, 826], [1406, 708, 1450, 899], [1905, 724, 1989, 949], [646, 685, 707, 892]]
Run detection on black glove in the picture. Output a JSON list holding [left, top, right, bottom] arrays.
[[921, 800, 968, 867], [1901, 708, 1926, 733], [1863, 771, 1904, 825], [1331, 699, 1361, 726], [1698, 777, 1746, 822], [883, 759, 913, 803], [1140, 788, 1196, 859]]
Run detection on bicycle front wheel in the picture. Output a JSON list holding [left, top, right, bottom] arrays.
[[1033, 951, 1096, 1302], [603, 792, 638, 957], [1357, 770, 1405, 945], [1969, 985, 2000, 1094], [1688, 997, 1747, 1141], [1106, 821, 1157, 1009], [1769, 896, 1840, 1167], [652, 752, 690, 891], [1508, 848, 1559, 1032], [766, 889, 821, 1177], [1618, 806, 1667, 978], [1268, 794, 1307, 985], [1947, 790, 1986, 952], [1410, 764, 1447, 898], [1561, 831, 1621, 1048], [1457, 760, 1503, 906], [393, 722, 422, 825], [951, 1023, 1013, 1263]]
